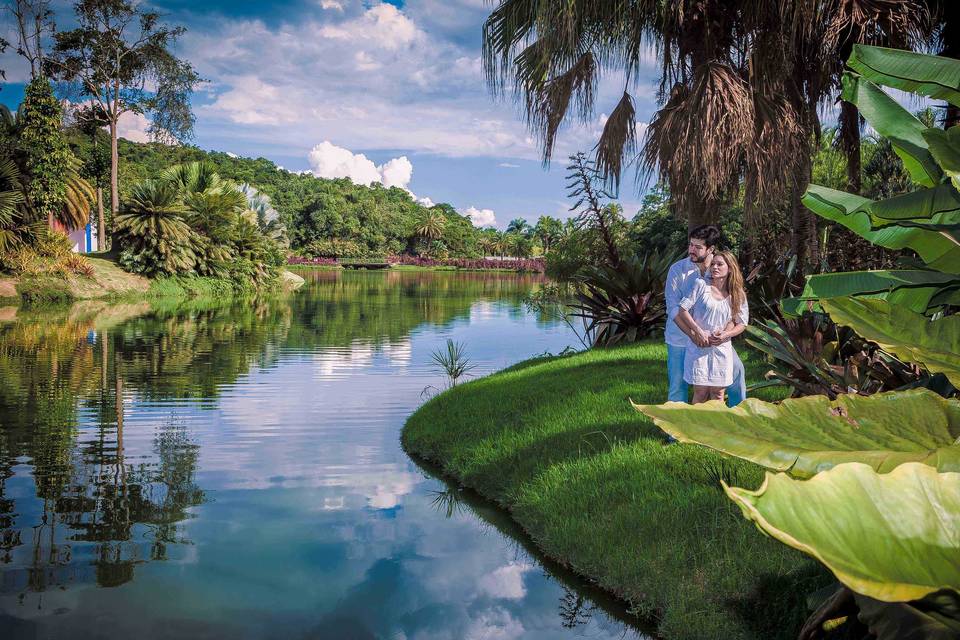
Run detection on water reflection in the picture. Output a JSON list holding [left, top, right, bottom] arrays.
[[0, 271, 644, 638]]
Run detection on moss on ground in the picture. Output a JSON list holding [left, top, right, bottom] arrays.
[[402, 341, 832, 640]]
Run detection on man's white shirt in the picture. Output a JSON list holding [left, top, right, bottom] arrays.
[[664, 257, 704, 347]]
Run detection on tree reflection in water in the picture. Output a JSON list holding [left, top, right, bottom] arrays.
[[0, 303, 214, 603]]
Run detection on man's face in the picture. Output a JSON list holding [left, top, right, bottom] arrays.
[[688, 239, 712, 263]]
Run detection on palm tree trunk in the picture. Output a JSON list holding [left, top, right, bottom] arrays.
[[839, 102, 862, 194]]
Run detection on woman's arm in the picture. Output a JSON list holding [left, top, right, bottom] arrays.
[[675, 308, 711, 347], [709, 319, 746, 345]]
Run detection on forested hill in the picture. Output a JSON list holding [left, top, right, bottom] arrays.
[[91, 136, 481, 258]]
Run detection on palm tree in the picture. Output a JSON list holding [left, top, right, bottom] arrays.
[[0, 156, 25, 253], [415, 210, 446, 242], [240, 183, 289, 248], [115, 180, 194, 275], [506, 217, 531, 236], [481, 0, 933, 266]]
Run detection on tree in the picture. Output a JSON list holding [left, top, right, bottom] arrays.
[[17, 76, 70, 226], [505, 217, 531, 236], [533, 215, 562, 253], [415, 209, 446, 242], [50, 0, 200, 223], [8, 0, 55, 80], [481, 0, 934, 267]]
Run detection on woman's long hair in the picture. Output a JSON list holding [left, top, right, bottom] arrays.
[[714, 250, 746, 318]]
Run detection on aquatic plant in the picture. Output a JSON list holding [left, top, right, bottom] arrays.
[[430, 338, 477, 388]]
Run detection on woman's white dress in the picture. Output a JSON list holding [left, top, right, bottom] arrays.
[[680, 279, 744, 387]]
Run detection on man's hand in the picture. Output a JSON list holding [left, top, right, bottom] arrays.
[[691, 328, 711, 348]]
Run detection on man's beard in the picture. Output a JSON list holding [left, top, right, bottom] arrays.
[[690, 254, 705, 263]]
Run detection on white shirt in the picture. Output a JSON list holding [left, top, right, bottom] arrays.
[[664, 257, 706, 347]]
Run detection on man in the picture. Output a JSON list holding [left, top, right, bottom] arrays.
[[664, 225, 746, 406]]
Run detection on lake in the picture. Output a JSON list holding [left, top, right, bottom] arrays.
[[0, 269, 646, 639]]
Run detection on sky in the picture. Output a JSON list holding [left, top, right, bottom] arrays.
[[0, 0, 663, 229]]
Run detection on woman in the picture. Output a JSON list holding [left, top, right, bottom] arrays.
[[674, 250, 748, 404]]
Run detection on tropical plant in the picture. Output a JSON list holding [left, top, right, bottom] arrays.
[[634, 388, 960, 478], [793, 45, 960, 318], [821, 297, 960, 387], [17, 76, 70, 225], [745, 312, 932, 399], [415, 209, 446, 243], [240, 183, 288, 248], [0, 156, 25, 253], [114, 179, 194, 276], [430, 339, 477, 388], [570, 249, 676, 346]]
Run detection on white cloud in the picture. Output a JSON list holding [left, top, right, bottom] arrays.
[[318, 3, 422, 50], [320, 0, 344, 10], [225, 151, 238, 158], [307, 141, 413, 190], [417, 196, 435, 208], [477, 562, 532, 600], [464, 609, 525, 640], [378, 156, 414, 188], [463, 206, 496, 228], [184, 3, 638, 161], [498, 163, 519, 168]]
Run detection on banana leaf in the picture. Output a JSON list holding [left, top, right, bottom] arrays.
[[847, 44, 960, 108], [841, 72, 942, 187], [803, 184, 960, 274], [923, 127, 960, 193], [723, 462, 960, 603], [632, 389, 960, 478], [822, 297, 960, 387], [800, 270, 958, 313]]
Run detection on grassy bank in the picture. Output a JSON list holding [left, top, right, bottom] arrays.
[[402, 342, 830, 640], [7, 254, 304, 304]]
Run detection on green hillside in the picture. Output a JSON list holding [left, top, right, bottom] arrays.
[[104, 137, 481, 258]]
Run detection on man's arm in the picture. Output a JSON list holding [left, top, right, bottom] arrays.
[[676, 309, 710, 347]]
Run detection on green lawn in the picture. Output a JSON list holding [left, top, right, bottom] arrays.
[[402, 341, 832, 640]]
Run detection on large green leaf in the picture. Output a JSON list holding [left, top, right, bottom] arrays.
[[803, 184, 960, 273], [841, 72, 942, 187], [800, 270, 958, 313], [848, 45, 960, 108], [924, 127, 960, 192], [822, 297, 960, 387], [632, 389, 960, 478], [724, 462, 960, 602]]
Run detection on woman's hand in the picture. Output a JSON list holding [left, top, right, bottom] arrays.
[[708, 329, 728, 346]]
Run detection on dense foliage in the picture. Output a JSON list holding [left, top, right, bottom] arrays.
[[114, 162, 285, 287], [640, 45, 960, 640]]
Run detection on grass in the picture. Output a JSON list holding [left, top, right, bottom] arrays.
[[402, 341, 832, 640]]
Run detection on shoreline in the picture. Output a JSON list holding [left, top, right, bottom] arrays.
[[401, 341, 828, 640], [2, 255, 304, 305]]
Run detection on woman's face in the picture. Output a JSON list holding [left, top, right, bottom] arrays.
[[711, 255, 729, 280]]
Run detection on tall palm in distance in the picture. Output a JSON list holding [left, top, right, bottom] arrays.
[[415, 209, 446, 242]]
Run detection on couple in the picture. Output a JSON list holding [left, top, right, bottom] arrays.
[[664, 225, 748, 405]]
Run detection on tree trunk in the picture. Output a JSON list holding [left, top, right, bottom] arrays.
[[790, 164, 819, 270], [110, 119, 119, 217], [839, 101, 862, 194], [685, 196, 721, 231], [96, 187, 105, 251]]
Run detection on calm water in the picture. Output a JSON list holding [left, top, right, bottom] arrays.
[[0, 270, 645, 639]]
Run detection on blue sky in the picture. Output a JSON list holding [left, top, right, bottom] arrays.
[[0, 0, 662, 228]]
